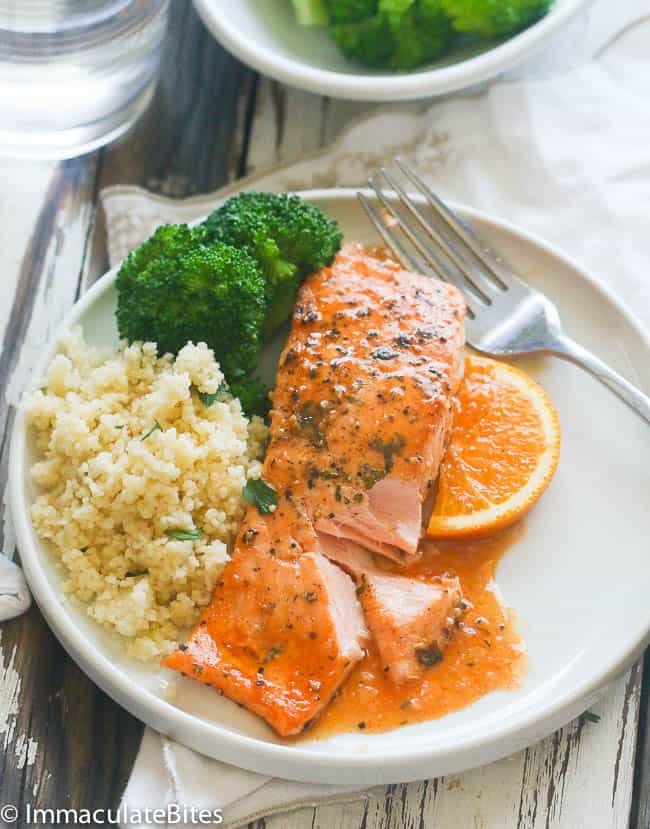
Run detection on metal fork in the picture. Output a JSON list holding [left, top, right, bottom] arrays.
[[359, 159, 650, 426]]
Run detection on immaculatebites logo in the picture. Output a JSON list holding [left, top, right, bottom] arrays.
[[0, 803, 224, 825]]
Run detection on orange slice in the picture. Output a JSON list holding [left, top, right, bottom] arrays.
[[427, 354, 560, 538]]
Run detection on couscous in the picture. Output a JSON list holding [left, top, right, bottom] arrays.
[[27, 327, 267, 660]]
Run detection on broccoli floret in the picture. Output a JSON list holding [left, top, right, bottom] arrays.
[[328, 0, 453, 69], [330, 15, 394, 66], [200, 192, 342, 340], [116, 195, 342, 418], [441, 0, 551, 37], [115, 223, 266, 384], [385, 0, 453, 69], [327, 0, 376, 23]]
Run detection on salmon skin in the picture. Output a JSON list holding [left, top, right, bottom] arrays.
[[165, 245, 466, 735], [268, 244, 465, 563], [164, 498, 368, 737]]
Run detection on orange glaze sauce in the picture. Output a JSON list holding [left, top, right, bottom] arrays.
[[302, 521, 526, 739]]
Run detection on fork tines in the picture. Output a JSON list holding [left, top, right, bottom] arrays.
[[358, 159, 514, 318]]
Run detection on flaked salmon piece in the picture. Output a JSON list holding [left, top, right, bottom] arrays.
[[163, 500, 367, 737], [361, 571, 463, 684], [266, 244, 465, 564], [316, 478, 423, 563], [318, 534, 464, 685]]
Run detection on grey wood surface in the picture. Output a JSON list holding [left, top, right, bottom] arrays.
[[0, 5, 648, 828]]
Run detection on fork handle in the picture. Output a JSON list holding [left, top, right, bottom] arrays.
[[553, 334, 650, 426]]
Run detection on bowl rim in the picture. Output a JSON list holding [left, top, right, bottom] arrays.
[[192, 0, 593, 101], [10, 187, 650, 783]]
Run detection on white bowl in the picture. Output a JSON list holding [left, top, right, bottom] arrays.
[[193, 0, 591, 101], [10, 189, 650, 784]]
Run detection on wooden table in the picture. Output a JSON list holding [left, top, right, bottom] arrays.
[[1, 6, 649, 827]]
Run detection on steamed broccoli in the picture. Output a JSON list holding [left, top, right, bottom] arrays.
[[386, 0, 454, 69], [327, 0, 453, 69], [441, 0, 552, 37], [115, 196, 343, 418], [115, 223, 266, 383], [330, 15, 394, 67], [293, 0, 553, 68], [327, 0, 376, 22], [200, 192, 342, 340]]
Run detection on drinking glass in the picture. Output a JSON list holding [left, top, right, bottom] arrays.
[[0, 0, 169, 159]]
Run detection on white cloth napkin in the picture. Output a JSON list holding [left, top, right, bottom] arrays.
[[0, 555, 30, 622], [121, 730, 379, 829], [104, 2, 650, 825]]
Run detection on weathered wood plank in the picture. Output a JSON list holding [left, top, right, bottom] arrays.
[[630, 653, 650, 829], [245, 79, 379, 177], [98, 0, 254, 199]]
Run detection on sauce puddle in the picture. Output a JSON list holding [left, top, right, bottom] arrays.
[[300, 521, 526, 739]]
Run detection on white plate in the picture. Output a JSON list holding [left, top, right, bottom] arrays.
[[193, 0, 591, 101], [10, 189, 650, 785]]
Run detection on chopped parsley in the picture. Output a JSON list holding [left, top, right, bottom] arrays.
[[371, 433, 406, 474], [197, 390, 220, 407], [243, 478, 278, 515], [141, 421, 162, 441], [195, 383, 228, 407], [582, 711, 601, 724], [165, 528, 202, 541], [358, 463, 384, 490], [294, 400, 327, 449], [264, 646, 283, 663]]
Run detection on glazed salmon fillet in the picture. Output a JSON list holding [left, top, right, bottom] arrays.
[[267, 244, 465, 563], [165, 245, 466, 735], [163, 499, 367, 737], [319, 535, 464, 684]]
